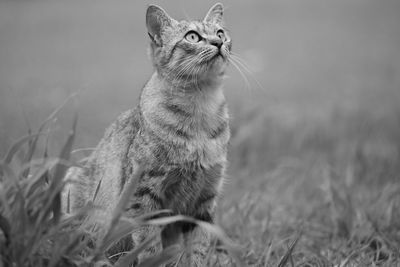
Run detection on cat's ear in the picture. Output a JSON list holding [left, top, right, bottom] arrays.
[[146, 5, 176, 46], [204, 3, 224, 24]]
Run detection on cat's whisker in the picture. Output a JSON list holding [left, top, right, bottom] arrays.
[[169, 55, 197, 79], [173, 62, 193, 82], [167, 55, 199, 86], [228, 53, 265, 91], [230, 55, 261, 85], [229, 52, 253, 70], [184, 61, 199, 88], [228, 58, 252, 91], [164, 47, 224, 90], [192, 50, 213, 89], [224, 50, 252, 90], [199, 49, 215, 63], [176, 56, 200, 87], [173, 59, 194, 87], [180, 50, 211, 88], [229, 54, 254, 75], [229, 57, 257, 90]]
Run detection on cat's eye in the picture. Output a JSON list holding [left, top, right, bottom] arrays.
[[216, 29, 226, 41], [185, 31, 201, 43]]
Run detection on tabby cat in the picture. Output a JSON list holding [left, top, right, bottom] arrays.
[[63, 3, 232, 266]]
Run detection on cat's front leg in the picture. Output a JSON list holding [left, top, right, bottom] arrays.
[[182, 225, 211, 267], [179, 206, 215, 267], [126, 187, 164, 265]]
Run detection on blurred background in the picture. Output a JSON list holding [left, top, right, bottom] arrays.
[[1, 0, 400, 262], [1, 0, 399, 150], [2, 0, 400, 192]]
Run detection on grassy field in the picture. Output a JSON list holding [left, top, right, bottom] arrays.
[[1, 0, 400, 266]]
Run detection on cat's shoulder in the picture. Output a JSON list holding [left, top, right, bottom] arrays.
[[103, 108, 141, 138], [94, 107, 142, 158]]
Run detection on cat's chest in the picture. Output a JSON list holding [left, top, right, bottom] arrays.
[[183, 132, 229, 166], [176, 108, 229, 166], [141, 84, 229, 166]]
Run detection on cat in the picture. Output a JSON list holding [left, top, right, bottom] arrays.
[[63, 3, 232, 266]]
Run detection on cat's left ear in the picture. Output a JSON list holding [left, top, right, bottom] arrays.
[[146, 5, 176, 46], [204, 3, 224, 24]]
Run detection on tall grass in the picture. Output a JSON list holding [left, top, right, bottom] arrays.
[[0, 106, 243, 267], [2, 107, 400, 266]]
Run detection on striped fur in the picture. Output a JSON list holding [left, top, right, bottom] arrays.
[[63, 3, 231, 266]]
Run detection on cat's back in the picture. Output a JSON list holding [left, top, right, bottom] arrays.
[[92, 108, 141, 169], [63, 108, 142, 216]]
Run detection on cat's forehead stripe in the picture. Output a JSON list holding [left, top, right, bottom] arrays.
[[193, 21, 204, 33], [185, 21, 217, 35]]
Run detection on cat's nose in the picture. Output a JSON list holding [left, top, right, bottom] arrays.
[[209, 39, 223, 49]]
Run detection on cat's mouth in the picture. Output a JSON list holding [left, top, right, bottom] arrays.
[[207, 50, 227, 64], [216, 52, 225, 60]]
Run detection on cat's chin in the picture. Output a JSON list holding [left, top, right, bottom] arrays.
[[210, 52, 227, 63], [200, 66, 226, 87], [208, 56, 228, 75]]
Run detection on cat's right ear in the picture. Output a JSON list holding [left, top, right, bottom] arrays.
[[146, 5, 175, 46]]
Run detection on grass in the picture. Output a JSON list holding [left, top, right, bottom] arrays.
[[0, 106, 242, 267], [217, 106, 400, 266], [1, 102, 400, 267]]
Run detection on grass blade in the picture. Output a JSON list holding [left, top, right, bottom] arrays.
[[37, 92, 78, 134], [146, 215, 245, 266], [50, 113, 77, 224], [0, 213, 11, 247], [22, 93, 77, 176], [3, 134, 42, 164], [52, 113, 77, 185], [95, 165, 144, 257], [277, 232, 302, 267], [137, 244, 180, 267], [24, 158, 59, 198], [102, 219, 137, 251], [113, 235, 157, 267], [92, 179, 102, 203]]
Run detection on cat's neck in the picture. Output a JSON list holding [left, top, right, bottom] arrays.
[[141, 72, 225, 110], [140, 71, 226, 132], [157, 68, 224, 92]]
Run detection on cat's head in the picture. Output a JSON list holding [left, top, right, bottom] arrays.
[[146, 3, 232, 89]]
